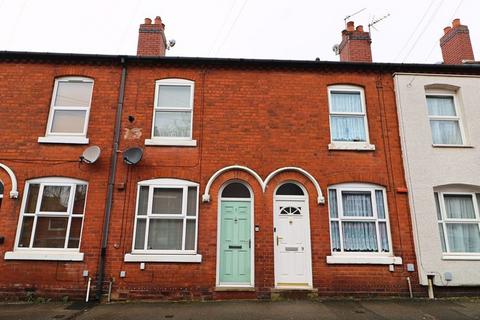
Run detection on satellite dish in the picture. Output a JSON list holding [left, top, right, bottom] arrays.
[[123, 147, 143, 165], [332, 44, 340, 55], [80, 146, 101, 164]]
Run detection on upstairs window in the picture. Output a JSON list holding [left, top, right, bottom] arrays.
[[15, 178, 87, 250], [39, 77, 93, 144], [435, 191, 480, 253], [426, 95, 464, 145], [328, 86, 374, 150], [146, 79, 196, 146], [328, 184, 391, 254]]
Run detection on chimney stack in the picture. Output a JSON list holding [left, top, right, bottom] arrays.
[[440, 19, 475, 64], [338, 21, 372, 63], [137, 16, 167, 56]]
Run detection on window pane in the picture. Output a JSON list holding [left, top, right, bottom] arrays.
[[342, 192, 373, 217], [185, 219, 196, 250], [379, 222, 389, 252], [137, 186, 149, 216], [328, 189, 338, 218], [426, 96, 456, 116], [18, 217, 34, 247], [446, 223, 480, 253], [157, 85, 191, 108], [331, 91, 362, 113], [276, 183, 304, 196], [32, 217, 68, 248], [0, 181, 3, 196], [67, 217, 83, 248], [148, 219, 183, 250], [430, 120, 462, 145], [153, 111, 191, 138], [221, 183, 251, 198], [55, 81, 93, 107], [375, 190, 385, 219], [444, 194, 475, 219], [73, 185, 87, 215], [134, 219, 146, 250], [25, 184, 40, 213], [51, 110, 86, 134], [342, 221, 378, 252], [434, 193, 442, 220], [152, 188, 183, 214], [331, 115, 366, 142], [331, 221, 341, 251], [187, 187, 197, 216], [438, 224, 447, 252], [40, 186, 71, 212]]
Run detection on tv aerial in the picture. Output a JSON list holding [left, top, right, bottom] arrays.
[[123, 147, 144, 165], [368, 14, 391, 32], [344, 8, 366, 25], [80, 146, 101, 164]]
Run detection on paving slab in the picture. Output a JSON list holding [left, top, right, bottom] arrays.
[[0, 302, 84, 320]]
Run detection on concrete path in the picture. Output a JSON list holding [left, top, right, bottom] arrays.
[[1, 299, 480, 320]]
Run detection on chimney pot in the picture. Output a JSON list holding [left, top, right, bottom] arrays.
[[144, 18, 152, 25], [452, 18, 461, 28], [154, 16, 162, 24], [347, 21, 355, 31], [443, 26, 452, 35], [356, 25, 364, 32]]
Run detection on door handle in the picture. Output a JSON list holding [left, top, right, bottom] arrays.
[[276, 236, 283, 246]]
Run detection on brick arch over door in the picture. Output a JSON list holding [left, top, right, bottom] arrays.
[[0, 163, 18, 198], [202, 165, 324, 204]]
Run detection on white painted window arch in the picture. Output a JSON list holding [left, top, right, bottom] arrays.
[[39, 76, 94, 145], [0, 163, 19, 198]]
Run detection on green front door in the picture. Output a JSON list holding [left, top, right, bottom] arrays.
[[219, 201, 251, 284]]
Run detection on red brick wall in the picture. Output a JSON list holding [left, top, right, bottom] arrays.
[[440, 20, 475, 64], [0, 60, 119, 300], [0, 59, 420, 300]]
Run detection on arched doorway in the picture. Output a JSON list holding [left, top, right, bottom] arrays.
[[216, 181, 254, 287], [273, 182, 312, 289]]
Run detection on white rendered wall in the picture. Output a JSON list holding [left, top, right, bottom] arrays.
[[394, 73, 480, 286]]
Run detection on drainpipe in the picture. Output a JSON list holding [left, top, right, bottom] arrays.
[[95, 57, 128, 301]]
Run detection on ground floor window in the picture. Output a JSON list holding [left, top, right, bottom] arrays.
[[435, 190, 480, 253], [328, 183, 391, 254], [132, 178, 199, 254], [15, 177, 87, 250]]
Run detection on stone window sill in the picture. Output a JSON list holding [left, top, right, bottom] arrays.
[[326, 255, 402, 265], [38, 136, 89, 145], [442, 254, 480, 261], [144, 138, 197, 147], [4, 251, 84, 261], [328, 142, 376, 151], [432, 144, 473, 148], [124, 253, 202, 263]]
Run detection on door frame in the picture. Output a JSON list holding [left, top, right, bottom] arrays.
[[273, 181, 313, 289], [216, 180, 255, 288]]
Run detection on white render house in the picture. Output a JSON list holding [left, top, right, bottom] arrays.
[[394, 72, 480, 287]]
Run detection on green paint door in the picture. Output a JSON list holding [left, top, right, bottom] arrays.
[[219, 201, 251, 284]]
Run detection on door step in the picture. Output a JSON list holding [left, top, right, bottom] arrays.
[[271, 288, 319, 300], [214, 287, 256, 292]]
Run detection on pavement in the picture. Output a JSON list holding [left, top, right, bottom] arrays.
[[1, 298, 480, 320]]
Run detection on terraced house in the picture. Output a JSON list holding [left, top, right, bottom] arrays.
[[0, 16, 478, 301]]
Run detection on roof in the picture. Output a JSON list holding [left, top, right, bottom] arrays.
[[1, 50, 480, 74]]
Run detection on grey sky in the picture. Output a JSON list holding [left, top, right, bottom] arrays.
[[0, 0, 478, 63]]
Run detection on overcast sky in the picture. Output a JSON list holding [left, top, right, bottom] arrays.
[[0, 0, 478, 63]]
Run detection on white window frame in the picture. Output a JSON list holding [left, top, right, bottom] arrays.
[[38, 77, 93, 145], [435, 191, 480, 257], [125, 178, 201, 263], [4, 177, 87, 261], [425, 91, 466, 147], [144, 79, 197, 147], [326, 183, 401, 265], [327, 85, 375, 151]]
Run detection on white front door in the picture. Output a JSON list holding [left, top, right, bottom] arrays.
[[274, 198, 312, 288]]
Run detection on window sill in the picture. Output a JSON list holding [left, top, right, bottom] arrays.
[[432, 144, 473, 148], [328, 142, 376, 151], [144, 139, 197, 147], [38, 136, 89, 145], [442, 254, 480, 261], [124, 253, 202, 263], [4, 251, 84, 261], [326, 255, 402, 265]]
